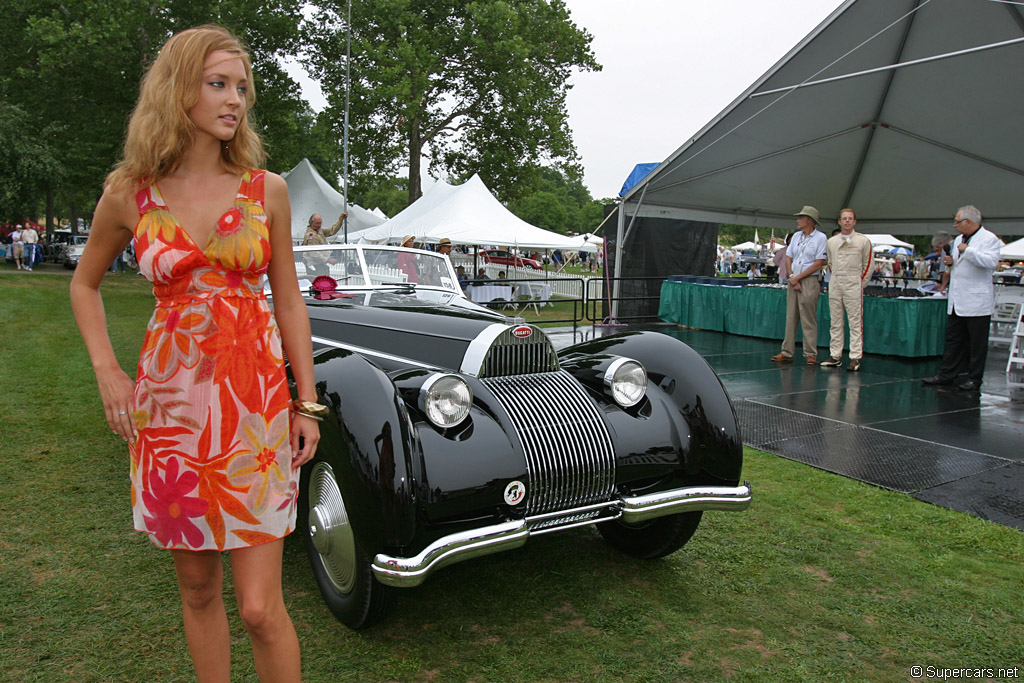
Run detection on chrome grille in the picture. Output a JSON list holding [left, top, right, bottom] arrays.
[[479, 326, 559, 378], [483, 370, 615, 516]]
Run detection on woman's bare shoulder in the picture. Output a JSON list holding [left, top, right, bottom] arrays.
[[96, 184, 142, 232], [263, 171, 287, 195]]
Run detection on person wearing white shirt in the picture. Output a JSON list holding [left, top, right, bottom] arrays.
[[772, 206, 828, 364], [922, 205, 1004, 391], [11, 225, 25, 270]]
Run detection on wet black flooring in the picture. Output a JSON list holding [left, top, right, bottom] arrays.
[[550, 323, 1024, 531]]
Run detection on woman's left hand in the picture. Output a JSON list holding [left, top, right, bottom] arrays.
[[290, 414, 320, 470]]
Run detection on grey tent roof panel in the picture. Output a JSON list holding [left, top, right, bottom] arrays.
[[625, 0, 1024, 235]]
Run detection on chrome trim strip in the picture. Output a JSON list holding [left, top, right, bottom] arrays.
[[620, 483, 753, 524], [371, 483, 752, 587], [372, 520, 529, 587], [310, 335, 442, 371], [460, 323, 513, 376]]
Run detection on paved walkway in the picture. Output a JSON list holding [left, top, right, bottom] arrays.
[[550, 323, 1024, 531]]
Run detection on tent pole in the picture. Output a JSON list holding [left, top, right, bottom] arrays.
[[750, 35, 1024, 98], [610, 198, 627, 322], [342, 0, 351, 242]]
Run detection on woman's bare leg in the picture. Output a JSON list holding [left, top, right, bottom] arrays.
[[171, 549, 230, 683], [230, 540, 301, 682]]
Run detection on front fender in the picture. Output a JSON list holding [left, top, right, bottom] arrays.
[[307, 348, 417, 556], [559, 330, 743, 484]]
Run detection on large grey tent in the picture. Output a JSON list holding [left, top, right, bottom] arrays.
[[619, 0, 1024, 237], [281, 159, 384, 242]]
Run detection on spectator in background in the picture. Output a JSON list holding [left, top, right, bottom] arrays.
[[923, 205, 1003, 392], [932, 231, 953, 293], [747, 263, 761, 279], [21, 224, 39, 271], [475, 267, 490, 282], [773, 232, 793, 284], [397, 234, 419, 283], [820, 208, 873, 372], [771, 206, 827, 365], [437, 237, 453, 256], [302, 211, 347, 246], [11, 225, 25, 270]]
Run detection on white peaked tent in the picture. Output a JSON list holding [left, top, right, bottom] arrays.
[[866, 234, 913, 249], [620, 0, 1024, 236], [1002, 237, 1024, 260], [281, 159, 384, 242], [353, 174, 586, 250]]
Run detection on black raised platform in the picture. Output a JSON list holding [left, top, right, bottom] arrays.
[[549, 323, 1024, 531]]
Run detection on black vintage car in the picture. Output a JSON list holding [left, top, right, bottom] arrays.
[[281, 244, 752, 628]]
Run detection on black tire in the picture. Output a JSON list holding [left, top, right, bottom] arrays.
[[597, 511, 703, 559], [304, 462, 392, 629]]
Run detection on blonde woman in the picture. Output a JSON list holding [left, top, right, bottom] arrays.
[[70, 25, 318, 682]]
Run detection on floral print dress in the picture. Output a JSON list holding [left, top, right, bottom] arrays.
[[130, 169, 297, 550]]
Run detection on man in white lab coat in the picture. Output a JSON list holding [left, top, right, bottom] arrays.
[[922, 205, 1004, 392]]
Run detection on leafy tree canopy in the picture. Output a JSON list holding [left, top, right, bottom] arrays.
[[0, 0, 315, 225], [507, 164, 607, 236], [305, 0, 600, 205], [0, 103, 63, 224]]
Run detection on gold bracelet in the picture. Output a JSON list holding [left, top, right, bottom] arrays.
[[290, 399, 329, 421]]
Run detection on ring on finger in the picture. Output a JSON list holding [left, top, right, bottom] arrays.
[[118, 410, 128, 415]]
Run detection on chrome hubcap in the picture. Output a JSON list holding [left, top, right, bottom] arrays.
[[308, 463, 357, 594]]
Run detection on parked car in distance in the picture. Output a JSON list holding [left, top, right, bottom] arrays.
[[994, 266, 1023, 284], [479, 248, 542, 270], [62, 234, 90, 268], [277, 244, 753, 629]]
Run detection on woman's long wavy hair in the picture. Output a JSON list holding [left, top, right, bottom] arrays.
[[106, 25, 265, 194]]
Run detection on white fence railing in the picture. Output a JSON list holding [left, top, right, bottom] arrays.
[[451, 260, 603, 300]]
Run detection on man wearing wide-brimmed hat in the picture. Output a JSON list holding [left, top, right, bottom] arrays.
[[437, 237, 453, 256], [772, 206, 828, 365]]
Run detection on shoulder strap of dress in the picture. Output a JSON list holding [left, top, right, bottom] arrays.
[[134, 184, 159, 215], [239, 169, 266, 203]]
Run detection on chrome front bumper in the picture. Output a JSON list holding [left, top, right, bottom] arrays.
[[371, 482, 752, 587]]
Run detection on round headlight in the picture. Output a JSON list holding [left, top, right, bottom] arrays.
[[603, 358, 647, 408], [421, 374, 473, 428]]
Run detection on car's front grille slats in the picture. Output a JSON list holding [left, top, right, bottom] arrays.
[[478, 326, 558, 378], [483, 371, 615, 516]]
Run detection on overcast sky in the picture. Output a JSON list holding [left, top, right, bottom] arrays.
[[288, 0, 847, 199]]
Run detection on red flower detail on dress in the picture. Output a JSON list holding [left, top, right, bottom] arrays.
[[217, 208, 244, 236], [142, 458, 210, 548], [254, 447, 276, 474]]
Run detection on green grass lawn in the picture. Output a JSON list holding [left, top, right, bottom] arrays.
[[2, 272, 1022, 682]]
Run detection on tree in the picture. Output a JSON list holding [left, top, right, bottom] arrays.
[[351, 176, 410, 219], [0, 103, 62, 224], [305, 0, 600, 205], [0, 0, 311, 228], [507, 164, 608, 235]]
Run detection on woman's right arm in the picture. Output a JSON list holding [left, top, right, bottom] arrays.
[[69, 188, 139, 443]]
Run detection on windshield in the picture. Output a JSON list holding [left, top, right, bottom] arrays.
[[292, 245, 460, 293]]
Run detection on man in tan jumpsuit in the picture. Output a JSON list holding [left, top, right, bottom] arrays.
[[302, 211, 347, 276], [819, 209, 873, 372]]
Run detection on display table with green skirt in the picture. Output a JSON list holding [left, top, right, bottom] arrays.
[[658, 280, 947, 357]]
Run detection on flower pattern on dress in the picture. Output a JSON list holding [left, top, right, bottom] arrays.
[[227, 412, 293, 516], [131, 169, 296, 551], [142, 458, 210, 549]]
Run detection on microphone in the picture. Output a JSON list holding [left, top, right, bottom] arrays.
[[943, 244, 951, 256]]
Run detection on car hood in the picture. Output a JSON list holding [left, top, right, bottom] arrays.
[[305, 291, 520, 373]]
